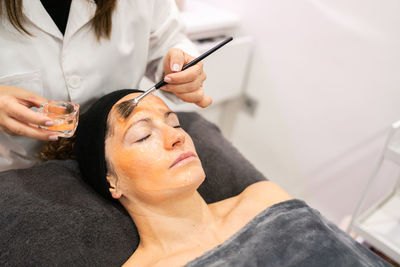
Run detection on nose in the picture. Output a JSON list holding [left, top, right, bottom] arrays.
[[164, 126, 185, 150]]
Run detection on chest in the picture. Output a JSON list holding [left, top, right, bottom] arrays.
[[150, 209, 263, 267]]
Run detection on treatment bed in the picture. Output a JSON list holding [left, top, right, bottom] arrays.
[[0, 112, 389, 266]]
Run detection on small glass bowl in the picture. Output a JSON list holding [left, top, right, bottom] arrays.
[[38, 101, 80, 138]]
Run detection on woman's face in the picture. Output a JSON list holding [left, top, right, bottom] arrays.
[[105, 93, 205, 203]]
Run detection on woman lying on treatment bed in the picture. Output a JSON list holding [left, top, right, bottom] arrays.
[[51, 89, 390, 267]]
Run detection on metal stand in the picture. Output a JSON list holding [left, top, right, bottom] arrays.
[[347, 120, 400, 263]]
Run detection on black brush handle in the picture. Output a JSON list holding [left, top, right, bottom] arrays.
[[154, 37, 233, 89]]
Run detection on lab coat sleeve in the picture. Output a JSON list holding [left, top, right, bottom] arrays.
[[145, 0, 199, 84]]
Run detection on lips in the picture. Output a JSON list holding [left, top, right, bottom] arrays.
[[169, 151, 196, 169]]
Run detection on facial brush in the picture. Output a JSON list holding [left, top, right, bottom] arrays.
[[115, 36, 233, 118]]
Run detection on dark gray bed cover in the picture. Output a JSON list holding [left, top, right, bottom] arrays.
[[185, 199, 391, 267]]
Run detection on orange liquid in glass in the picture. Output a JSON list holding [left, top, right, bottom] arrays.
[[39, 101, 79, 137], [45, 115, 76, 133]]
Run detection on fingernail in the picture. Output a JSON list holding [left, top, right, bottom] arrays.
[[49, 135, 58, 141], [172, 64, 180, 72], [45, 121, 54, 126], [164, 77, 172, 83]]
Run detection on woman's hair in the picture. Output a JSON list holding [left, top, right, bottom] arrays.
[[38, 136, 76, 161], [0, 0, 117, 40]]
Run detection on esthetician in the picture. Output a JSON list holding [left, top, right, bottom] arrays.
[[0, 0, 209, 171]]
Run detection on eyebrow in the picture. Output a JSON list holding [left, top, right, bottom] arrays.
[[131, 111, 176, 125], [122, 110, 177, 139], [165, 111, 176, 118], [117, 101, 176, 121]]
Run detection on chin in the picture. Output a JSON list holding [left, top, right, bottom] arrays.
[[166, 162, 206, 192], [130, 163, 206, 203], [145, 171, 205, 202], [175, 164, 205, 188]]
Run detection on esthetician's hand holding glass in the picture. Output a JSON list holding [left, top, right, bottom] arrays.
[[0, 86, 57, 141], [162, 48, 212, 108]]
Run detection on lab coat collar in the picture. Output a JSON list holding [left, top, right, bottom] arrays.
[[22, 0, 97, 41], [64, 0, 97, 41], [22, 0, 63, 40]]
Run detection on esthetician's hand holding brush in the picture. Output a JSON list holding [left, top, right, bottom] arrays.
[[162, 48, 212, 108]]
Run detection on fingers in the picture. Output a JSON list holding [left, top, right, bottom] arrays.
[[163, 68, 206, 94], [0, 117, 57, 141], [195, 95, 213, 108], [162, 79, 202, 94], [0, 86, 56, 140], [175, 88, 213, 108], [176, 88, 204, 103], [11, 89, 48, 108], [163, 49, 211, 108], [0, 96, 57, 141], [164, 63, 205, 85], [19, 95, 47, 108], [2, 98, 53, 126], [164, 48, 186, 75]]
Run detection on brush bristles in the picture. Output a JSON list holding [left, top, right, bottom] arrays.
[[115, 100, 135, 118]]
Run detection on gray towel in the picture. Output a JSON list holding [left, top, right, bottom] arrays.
[[185, 199, 391, 267]]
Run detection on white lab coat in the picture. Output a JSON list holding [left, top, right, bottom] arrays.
[[0, 0, 198, 171]]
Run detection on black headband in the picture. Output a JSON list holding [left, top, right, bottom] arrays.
[[74, 89, 143, 200]]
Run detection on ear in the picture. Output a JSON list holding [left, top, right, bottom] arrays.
[[106, 173, 122, 199]]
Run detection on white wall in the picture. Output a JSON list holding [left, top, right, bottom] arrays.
[[200, 0, 400, 224]]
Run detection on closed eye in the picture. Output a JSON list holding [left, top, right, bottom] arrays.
[[173, 125, 181, 129], [136, 134, 151, 143]]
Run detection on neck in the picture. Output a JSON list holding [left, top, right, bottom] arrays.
[[122, 190, 218, 254]]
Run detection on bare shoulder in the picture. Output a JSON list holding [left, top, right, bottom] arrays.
[[209, 181, 292, 222], [239, 181, 292, 211]]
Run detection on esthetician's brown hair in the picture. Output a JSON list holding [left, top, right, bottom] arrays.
[[0, 0, 117, 40]]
